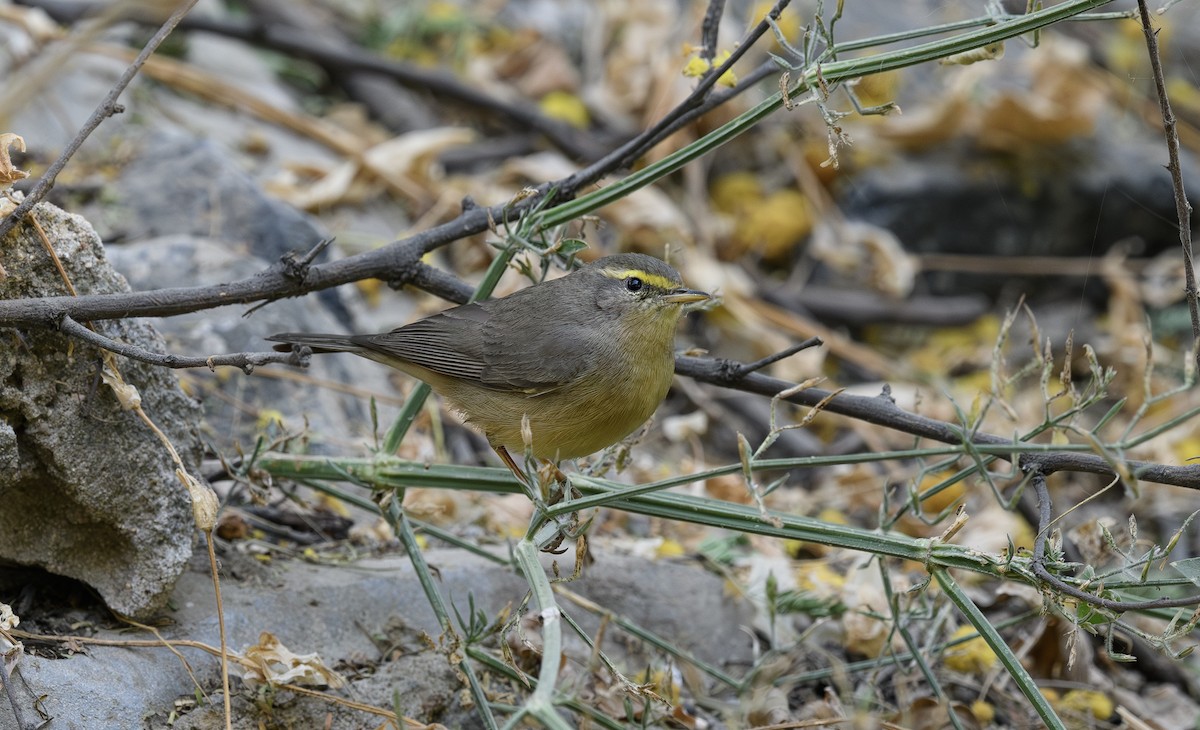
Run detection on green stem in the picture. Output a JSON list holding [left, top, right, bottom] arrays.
[[385, 496, 499, 729], [512, 538, 573, 729], [934, 568, 1066, 730]]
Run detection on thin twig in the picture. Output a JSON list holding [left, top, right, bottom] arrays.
[[205, 533, 232, 729], [0, 0, 200, 241], [0, 662, 31, 730], [674, 356, 1200, 491], [729, 336, 823, 376], [699, 0, 727, 61], [58, 316, 306, 373], [1135, 0, 1198, 371], [1030, 471, 1200, 610]]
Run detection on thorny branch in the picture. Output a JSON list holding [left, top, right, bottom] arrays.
[[674, 357, 1200, 491], [1030, 472, 1200, 611], [1135, 0, 1199, 372]]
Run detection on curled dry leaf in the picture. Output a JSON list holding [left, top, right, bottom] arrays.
[[0, 132, 29, 189], [241, 631, 346, 689], [0, 603, 17, 631], [1, 602, 21, 679], [179, 469, 218, 532], [266, 160, 366, 211], [874, 37, 1105, 151], [0, 4, 62, 44], [361, 127, 476, 200], [99, 363, 142, 410], [660, 410, 708, 443], [267, 127, 477, 210]]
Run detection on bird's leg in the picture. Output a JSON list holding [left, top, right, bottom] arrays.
[[496, 448, 587, 555], [494, 445, 531, 487]]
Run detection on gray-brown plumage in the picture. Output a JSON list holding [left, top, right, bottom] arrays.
[[269, 253, 708, 462]]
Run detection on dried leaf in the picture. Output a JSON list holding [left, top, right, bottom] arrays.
[[241, 631, 345, 689], [100, 363, 141, 410], [0, 132, 29, 189]]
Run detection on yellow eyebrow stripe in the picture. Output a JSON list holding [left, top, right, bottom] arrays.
[[599, 268, 677, 290]]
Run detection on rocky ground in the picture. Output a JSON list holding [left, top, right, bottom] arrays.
[[2, 0, 1200, 728]]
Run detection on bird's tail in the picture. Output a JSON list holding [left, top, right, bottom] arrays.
[[266, 332, 363, 354]]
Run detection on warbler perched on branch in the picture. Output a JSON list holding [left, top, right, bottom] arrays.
[[270, 253, 710, 481]]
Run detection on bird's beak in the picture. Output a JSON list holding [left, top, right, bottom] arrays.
[[663, 288, 711, 304]]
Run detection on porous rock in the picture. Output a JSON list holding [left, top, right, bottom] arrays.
[[0, 202, 201, 618]]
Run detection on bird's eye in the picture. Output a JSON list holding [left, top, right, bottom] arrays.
[[625, 277, 643, 292]]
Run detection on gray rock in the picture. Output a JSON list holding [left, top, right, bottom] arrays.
[[107, 132, 325, 265], [2, 547, 754, 729], [99, 131, 352, 327], [0, 203, 201, 618]]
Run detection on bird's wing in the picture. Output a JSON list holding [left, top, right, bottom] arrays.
[[358, 303, 493, 384], [357, 280, 600, 394], [476, 287, 596, 392]]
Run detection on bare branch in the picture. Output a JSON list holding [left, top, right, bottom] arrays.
[[59, 316, 306, 373], [1135, 0, 1198, 371], [675, 355, 1200, 491]]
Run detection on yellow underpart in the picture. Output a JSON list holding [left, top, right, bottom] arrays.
[[599, 267, 676, 290]]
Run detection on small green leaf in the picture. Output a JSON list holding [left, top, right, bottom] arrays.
[[555, 238, 589, 255]]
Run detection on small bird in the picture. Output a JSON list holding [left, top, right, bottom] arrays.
[[269, 253, 709, 481]]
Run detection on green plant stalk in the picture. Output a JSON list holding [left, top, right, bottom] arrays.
[[1122, 405, 1200, 448], [512, 538, 574, 730], [385, 497, 499, 730], [381, 383, 432, 457], [534, 0, 1113, 231], [831, 8, 1130, 56], [261, 454, 1017, 577], [934, 568, 1066, 730], [260, 439, 1095, 513], [879, 566, 969, 730]]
